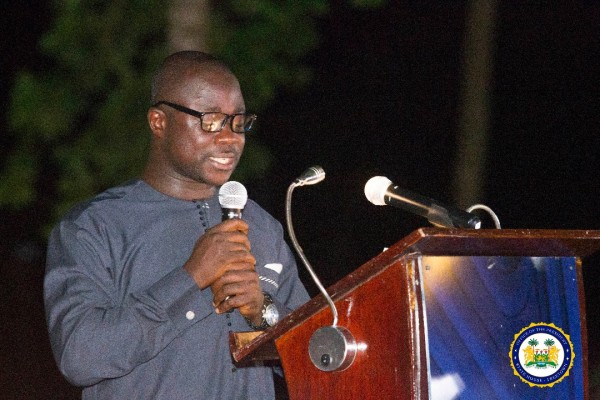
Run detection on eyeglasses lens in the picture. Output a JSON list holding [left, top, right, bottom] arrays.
[[201, 113, 254, 133]]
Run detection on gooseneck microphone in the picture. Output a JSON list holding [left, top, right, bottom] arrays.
[[219, 181, 248, 220], [286, 166, 338, 324], [286, 166, 335, 322], [364, 176, 481, 229], [287, 166, 358, 372]]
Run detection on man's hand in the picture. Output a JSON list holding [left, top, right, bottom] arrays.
[[183, 219, 264, 321]]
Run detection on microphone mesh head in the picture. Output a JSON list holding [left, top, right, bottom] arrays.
[[364, 176, 392, 206], [297, 165, 325, 186], [219, 181, 248, 209]]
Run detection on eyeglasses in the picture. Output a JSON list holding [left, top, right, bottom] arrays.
[[152, 101, 257, 133]]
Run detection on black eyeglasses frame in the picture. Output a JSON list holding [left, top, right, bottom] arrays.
[[152, 100, 257, 133]]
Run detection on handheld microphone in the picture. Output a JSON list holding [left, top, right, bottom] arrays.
[[218, 181, 248, 220], [364, 176, 481, 229]]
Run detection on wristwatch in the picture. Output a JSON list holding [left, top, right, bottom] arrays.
[[246, 292, 279, 330]]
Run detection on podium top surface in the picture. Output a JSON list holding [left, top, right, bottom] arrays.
[[396, 228, 600, 258]]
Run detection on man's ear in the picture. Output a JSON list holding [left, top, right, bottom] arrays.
[[148, 107, 166, 138]]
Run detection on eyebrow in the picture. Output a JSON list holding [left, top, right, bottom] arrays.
[[191, 105, 246, 114]]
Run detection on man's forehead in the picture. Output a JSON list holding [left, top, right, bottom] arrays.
[[154, 59, 238, 99], [171, 65, 239, 95]]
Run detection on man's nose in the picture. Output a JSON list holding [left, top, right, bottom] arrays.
[[215, 121, 243, 143]]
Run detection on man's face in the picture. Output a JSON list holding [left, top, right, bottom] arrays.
[[159, 67, 246, 189]]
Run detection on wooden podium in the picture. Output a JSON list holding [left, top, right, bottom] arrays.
[[230, 229, 600, 399]]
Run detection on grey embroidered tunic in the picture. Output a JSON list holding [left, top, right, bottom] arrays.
[[44, 180, 310, 399]]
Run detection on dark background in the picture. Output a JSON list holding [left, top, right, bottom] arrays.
[[1, 2, 599, 398]]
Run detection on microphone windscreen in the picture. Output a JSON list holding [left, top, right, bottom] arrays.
[[219, 181, 248, 209], [364, 176, 392, 206]]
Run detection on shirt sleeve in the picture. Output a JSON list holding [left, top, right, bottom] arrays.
[[44, 218, 211, 387], [256, 219, 311, 317]]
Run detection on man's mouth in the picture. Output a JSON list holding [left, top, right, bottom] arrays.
[[209, 156, 237, 169]]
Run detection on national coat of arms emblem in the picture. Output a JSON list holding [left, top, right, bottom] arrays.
[[509, 322, 574, 388]]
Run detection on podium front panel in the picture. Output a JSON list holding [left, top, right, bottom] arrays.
[[420, 255, 584, 400]]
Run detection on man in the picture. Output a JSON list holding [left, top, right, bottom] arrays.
[[44, 51, 310, 399]]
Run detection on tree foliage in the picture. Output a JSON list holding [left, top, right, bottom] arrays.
[[1, 0, 166, 222], [212, 1, 328, 111], [1, 0, 388, 231], [210, 0, 328, 185]]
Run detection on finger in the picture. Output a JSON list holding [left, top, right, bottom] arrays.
[[214, 294, 235, 314], [212, 268, 258, 298], [225, 235, 253, 250], [212, 252, 256, 276], [209, 230, 252, 251], [212, 271, 260, 312], [215, 290, 260, 315], [211, 219, 249, 235], [193, 250, 255, 289]]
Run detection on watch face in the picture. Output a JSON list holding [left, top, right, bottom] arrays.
[[264, 304, 279, 326]]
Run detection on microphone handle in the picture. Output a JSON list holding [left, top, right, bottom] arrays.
[[386, 186, 480, 229], [222, 208, 243, 221]]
